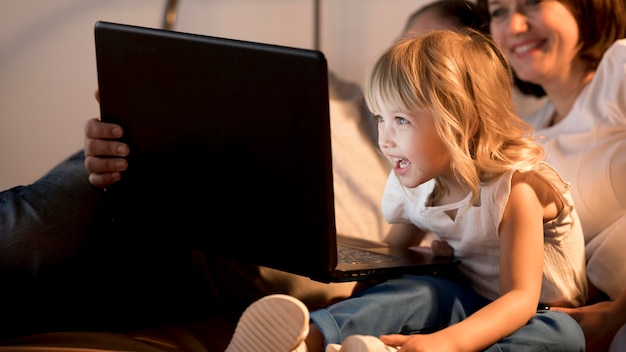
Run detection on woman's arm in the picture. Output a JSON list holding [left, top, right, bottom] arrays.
[[552, 290, 626, 351]]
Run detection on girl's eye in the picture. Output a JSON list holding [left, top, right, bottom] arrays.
[[374, 114, 384, 123], [396, 117, 409, 125]]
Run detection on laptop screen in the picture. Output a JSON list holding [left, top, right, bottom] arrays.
[[95, 21, 338, 277]]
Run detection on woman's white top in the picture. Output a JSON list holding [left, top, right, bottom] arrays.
[[525, 39, 626, 300], [382, 163, 587, 307]]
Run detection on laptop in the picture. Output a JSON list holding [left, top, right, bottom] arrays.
[[94, 21, 459, 283]]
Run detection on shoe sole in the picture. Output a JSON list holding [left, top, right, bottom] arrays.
[[226, 294, 310, 352]]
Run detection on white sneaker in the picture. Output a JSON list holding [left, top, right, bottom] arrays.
[[326, 335, 399, 352], [225, 294, 310, 352]]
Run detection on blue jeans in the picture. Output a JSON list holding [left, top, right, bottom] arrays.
[[0, 151, 268, 340], [310, 274, 585, 351], [0, 150, 174, 338], [1, 150, 106, 278]]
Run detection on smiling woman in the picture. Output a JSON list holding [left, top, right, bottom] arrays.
[[476, 0, 626, 350]]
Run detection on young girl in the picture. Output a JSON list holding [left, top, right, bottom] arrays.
[[227, 28, 588, 352]]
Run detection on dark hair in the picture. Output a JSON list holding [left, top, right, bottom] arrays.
[[405, 0, 489, 34], [476, 0, 626, 97]]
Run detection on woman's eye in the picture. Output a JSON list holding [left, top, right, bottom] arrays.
[[488, 3, 507, 19], [489, 7, 505, 18], [490, 0, 541, 18]]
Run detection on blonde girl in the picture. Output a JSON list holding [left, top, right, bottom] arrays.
[[226, 29, 587, 352]]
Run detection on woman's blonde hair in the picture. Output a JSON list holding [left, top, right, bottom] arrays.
[[363, 29, 544, 204]]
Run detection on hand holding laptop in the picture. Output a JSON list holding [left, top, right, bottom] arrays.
[[84, 115, 129, 188]]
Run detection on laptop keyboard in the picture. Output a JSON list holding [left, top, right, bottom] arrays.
[[338, 245, 396, 264]]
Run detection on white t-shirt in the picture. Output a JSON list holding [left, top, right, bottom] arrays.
[[525, 39, 626, 300], [382, 163, 587, 307]]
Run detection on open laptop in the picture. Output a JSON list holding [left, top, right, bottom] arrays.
[[94, 21, 459, 283]]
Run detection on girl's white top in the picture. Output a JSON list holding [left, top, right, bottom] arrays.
[[382, 163, 587, 307], [525, 39, 626, 300]]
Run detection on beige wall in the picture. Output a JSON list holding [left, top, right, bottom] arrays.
[[0, 0, 430, 190]]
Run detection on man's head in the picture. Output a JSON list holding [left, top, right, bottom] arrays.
[[400, 0, 487, 40]]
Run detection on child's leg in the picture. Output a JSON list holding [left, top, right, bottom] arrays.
[[225, 272, 477, 352], [310, 273, 477, 347]]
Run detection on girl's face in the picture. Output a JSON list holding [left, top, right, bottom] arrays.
[[486, 0, 580, 86], [376, 106, 452, 189]]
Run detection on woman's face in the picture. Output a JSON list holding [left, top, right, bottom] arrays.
[[485, 0, 580, 87]]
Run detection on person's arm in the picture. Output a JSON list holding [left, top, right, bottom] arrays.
[[384, 223, 427, 247], [386, 223, 454, 257], [552, 290, 626, 351], [83, 90, 130, 188], [381, 171, 548, 351]]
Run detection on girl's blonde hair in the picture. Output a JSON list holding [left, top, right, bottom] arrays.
[[363, 29, 544, 204]]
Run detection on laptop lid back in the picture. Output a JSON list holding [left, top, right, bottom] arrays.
[[94, 21, 338, 278]]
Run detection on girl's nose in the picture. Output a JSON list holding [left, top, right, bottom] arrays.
[[378, 126, 393, 150]]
